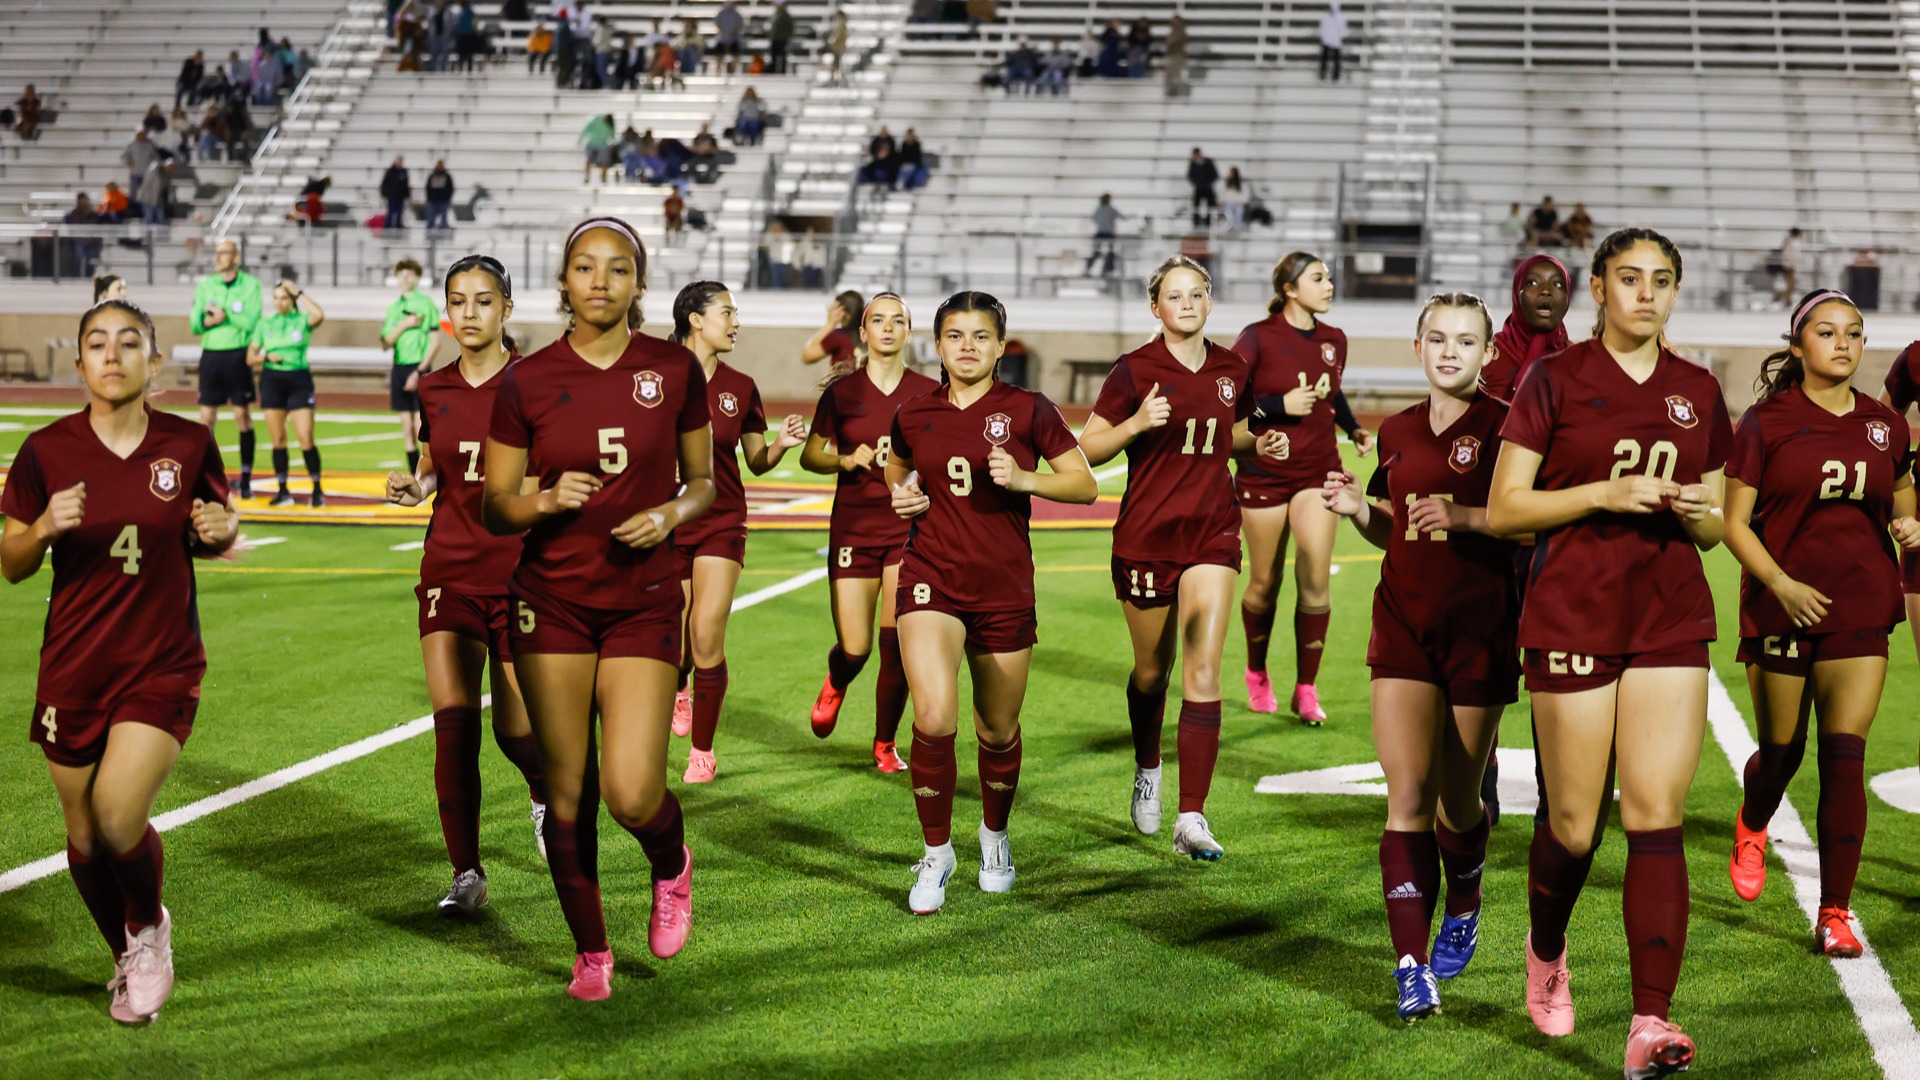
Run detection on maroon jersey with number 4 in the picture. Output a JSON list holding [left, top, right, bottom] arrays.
[[814, 366, 940, 548], [2, 408, 229, 708], [1367, 394, 1517, 639], [418, 360, 523, 595], [1093, 337, 1251, 562], [1500, 340, 1734, 654], [676, 360, 766, 545], [1727, 386, 1911, 638], [891, 380, 1081, 611], [489, 332, 709, 607], [1233, 314, 1348, 489]]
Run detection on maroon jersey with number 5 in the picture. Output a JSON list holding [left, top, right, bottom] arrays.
[[418, 359, 523, 595], [2, 408, 229, 708], [890, 380, 1081, 611], [676, 360, 767, 546], [489, 332, 709, 607], [813, 366, 940, 549], [1726, 386, 1911, 638], [1500, 340, 1733, 654], [1092, 336, 1251, 563], [1233, 314, 1347, 490]]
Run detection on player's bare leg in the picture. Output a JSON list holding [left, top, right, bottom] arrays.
[[1805, 655, 1887, 957], [517, 651, 612, 997], [1238, 502, 1292, 713], [967, 644, 1030, 894], [815, 574, 880, 738], [79, 723, 182, 1022], [489, 655, 546, 861], [673, 580, 695, 737], [1286, 487, 1338, 725], [1120, 599, 1176, 835], [683, 555, 742, 783], [871, 561, 909, 769], [1733, 665, 1813, 901], [1173, 564, 1235, 857], [423, 631, 494, 912], [900, 609, 965, 912], [598, 657, 693, 960]]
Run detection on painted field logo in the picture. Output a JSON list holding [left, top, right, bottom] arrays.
[[718, 391, 739, 417], [150, 458, 183, 501], [1449, 435, 1481, 474], [1665, 395, 1698, 428], [984, 412, 1012, 446], [1217, 377, 1237, 405], [1868, 419, 1891, 451], [634, 370, 664, 407]]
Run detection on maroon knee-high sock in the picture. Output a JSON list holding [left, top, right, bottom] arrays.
[[827, 644, 869, 692], [622, 790, 687, 880], [543, 814, 608, 953], [909, 729, 958, 845], [690, 663, 729, 753], [432, 707, 485, 873], [1740, 736, 1807, 832], [1126, 681, 1166, 769], [1624, 826, 1689, 1020], [1818, 734, 1868, 909], [494, 729, 546, 803], [67, 842, 129, 957], [874, 628, 908, 743], [1241, 600, 1276, 672], [1528, 823, 1596, 962], [1436, 812, 1490, 917], [1176, 700, 1221, 813], [107, 826, 164, 933], [1294, 605, 1331, 685], [978, 729, 1023, 832], [1380, 830, 1441, 964]]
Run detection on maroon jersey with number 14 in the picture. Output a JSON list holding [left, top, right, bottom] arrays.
[[418, 359, 524, 595], [676, 359, 767, 546], [891, 380, 1081, 611], [1726, 386, 1912, 638], [814, 365, 940, 549], [489, 332, 709, 608], [2, 408, 229, 709], [1092, 336, 1250, 563], [1233, 314, 1348, 494]]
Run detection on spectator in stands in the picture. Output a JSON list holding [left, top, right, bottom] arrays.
[[591, 15, 618, 88], [1525, 195, 1562, 247], [170, 106, 195, 159], [1096, 21, 1124, 77], [663, 185, 686, 242], [137, 159, 171, 227], [1003, 39, 1039, 94], [647, 33, 680, 90], [1319, 3, 1348, 81], [286, 177, 329, 227], [907, 0, 937, 40], [714, 3, 745, 75], [424, 160, 454, 232], [279, 38, 303, 85], [142, 105, 168, 137], [966, 0, 998, 31], [64, 195, 102, 276], [1221, 167, 1249, 232], [528, 21, 554, 72], [863, 144, 897, 186], [869, 126, 897, 161], [689, 124, 722, 182], [1126, 17, 1152, 78], [1774, 226, 1803, 305], [552, 5, 576, 85], [11, 85, 40, 141], [252, 29, 283, 104], [100, 181, 130, 223], [1039, 39, 1072, 94], [675, 17, 703, 76], [770, 0, 794, 74], [1500, 201, 1526, 251], [94, 275, 126, 303], [454, 1, 480, 72], [1085, 193, 1123, 275], [734, 87, 766, 145], [569, 3, 596, 86], [1164, 16, 1188, 95], [795, 228, 826, 288], [225, 50, 248, 90], [222, 95, 254, 160], [895, 129, 929, 189], [624, 127, 664, 183], [177, 52, 206, 108], [381, 156, 411, 230], [579, 112, 616, 183], [657, 133, 691, 179], [609, 33, 640, 89], [1187, 146, 1219, 227], [1564, 201, 1594, 249], [826, 11, 849, 84], [196, 102, 227, 161], [426, 2, 454, 72], [122, 129, 160, 208]]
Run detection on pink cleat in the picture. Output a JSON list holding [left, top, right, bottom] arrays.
[[1291, 684, 1328, 727], [650, 845, 693, 959], [810, 676, 844, 738], [672, 689, 693, 738], [566, 949, 613, 1001], [873, 740, 907, 773], [1525, 931, 1575, 1037], [106, 957, 154, 1024], [683, 748, 716, 784], [120, 906, 174, 1019], [1245, 669, 1279, 714], [1624, 1013, 1695, 1078]]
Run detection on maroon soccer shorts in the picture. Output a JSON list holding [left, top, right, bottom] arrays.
[[417, 583, 511, 656], [827, 541, 905, 581], [1234, 453, 1341, 509], [1737, 628, 1890, 678], [1110, 551, 1242, 610], [1522, 641, 1710, 694], [895, 576, 1038, 653], [674, 528, 749, 580], [31, 675, 200, 767], [508, 582, 683, 663], [1367, 602, 1519, 707]]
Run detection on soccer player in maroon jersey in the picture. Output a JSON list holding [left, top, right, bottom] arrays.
[[801, 289, 865, 371], [1322, 294, 1517, 1022], [2, 300, 237, 1024], [801, 293, 939, 770], [1723, 290, 1920, 958], [1876, 329, 1920, 664], [481, 217, 715, 1000], [1234, 252, 1375, 724], [666, 281, 807, 783], [884, 291, 1096, 914], [1077, 257, 1285, 860], [1480, 254, 1571, 402], [1487, 228, 1731, 1075], [385, 255, 549, 915]]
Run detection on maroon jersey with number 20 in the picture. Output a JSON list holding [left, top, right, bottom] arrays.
[[418, 360, 524, 595], [891, 380, 1081, 611]]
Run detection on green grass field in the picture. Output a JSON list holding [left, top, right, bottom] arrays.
[[0, 418, 1914, 1077]]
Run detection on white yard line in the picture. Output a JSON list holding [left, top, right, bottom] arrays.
[[0, 407, 402, 425], [218, 432, 397, 454]]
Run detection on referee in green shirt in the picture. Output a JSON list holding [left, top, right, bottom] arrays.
[[248, 281, 328, 507], [382, 257, 442, 474], [191, 238, 264, 497]]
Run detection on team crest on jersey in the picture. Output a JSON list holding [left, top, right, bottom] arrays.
[[1448, 436, 1482, 474], [1216, 378, 1237, 405], [1320, 342, 1337, 366], [150, 458, 184, 501], [633, 370, 664, 408], [1868, 419, 1892, 451], [983, 412, 1013, 446], [718, 391, 739, 417], [1665, 395, 1699, 429]]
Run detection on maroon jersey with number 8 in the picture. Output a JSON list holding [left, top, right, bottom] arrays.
[[418, 360, 523, 595], [813, 366, 940, 549]]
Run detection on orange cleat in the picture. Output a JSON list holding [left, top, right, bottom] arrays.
[[1818, 907, 1863, 958], [810, 675, 844, 738], [1729, 808, 1767, 902], [873, 740, 906, 772]]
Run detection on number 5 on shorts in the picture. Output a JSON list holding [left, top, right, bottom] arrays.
[[518, 602, 536, 632], [913, 583, 931, 605]]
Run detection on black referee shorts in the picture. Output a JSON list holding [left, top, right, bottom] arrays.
[[197, 346, 256, 407]]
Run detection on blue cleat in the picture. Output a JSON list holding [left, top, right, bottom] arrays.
[[1430, 907, 1480, 980], [1395, 956, 1442, 1023]]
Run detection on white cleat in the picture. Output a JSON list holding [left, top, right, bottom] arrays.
[[1131, 765, 1163, 835], [978, 824, 1016, 894], [530, 800, 549, 863], [121, 906, 175, 1018], [107, 956, 155, 1024], [1172, 811, 1225, 862], [437, 868, 489, 916], [909, 842, 956, 915]]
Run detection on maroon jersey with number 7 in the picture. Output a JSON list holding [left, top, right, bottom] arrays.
[[418, 359, 524, 595]]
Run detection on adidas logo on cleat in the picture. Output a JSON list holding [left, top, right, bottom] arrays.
[[1386, 881, 1424, 900]]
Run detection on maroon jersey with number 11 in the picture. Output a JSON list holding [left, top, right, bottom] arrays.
[[418, 359, 524, 594], [676, 359, 767, 546], [814, 365, 940, 549]]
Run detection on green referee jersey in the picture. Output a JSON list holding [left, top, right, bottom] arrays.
[[383, 291, 440, 368], [250, 310, 313, 372], [190, 271, 264, 351]]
